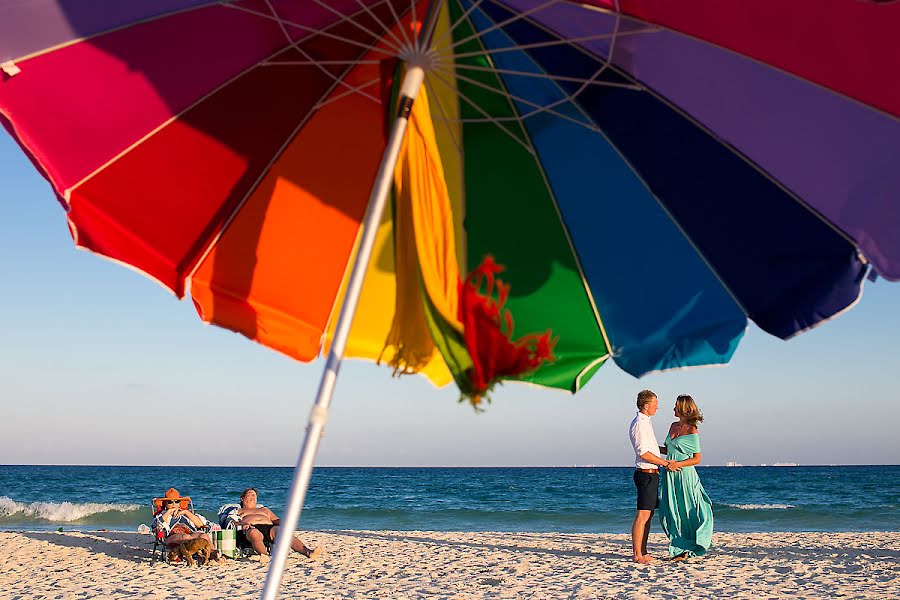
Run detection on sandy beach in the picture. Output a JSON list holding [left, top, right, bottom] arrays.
[[1, 530, 897, 599]]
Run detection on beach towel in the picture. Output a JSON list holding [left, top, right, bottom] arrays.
[[218, 504, 242, 529]]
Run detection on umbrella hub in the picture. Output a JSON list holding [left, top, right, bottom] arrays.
[[398, 46, 440, 74]]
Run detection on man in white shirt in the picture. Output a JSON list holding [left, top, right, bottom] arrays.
[[628, 389, 678, 563]]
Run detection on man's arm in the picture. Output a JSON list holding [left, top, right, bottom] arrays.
[[265, 507, 280, 525], [633, 420, 678, 471], [640, 451, 677, 471]]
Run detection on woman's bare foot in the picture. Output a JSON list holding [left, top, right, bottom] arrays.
[[671, 552, 689, 562], [633, 554, 656, 564]]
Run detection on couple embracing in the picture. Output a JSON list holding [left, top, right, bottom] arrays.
[[629, 389, 713, 563]]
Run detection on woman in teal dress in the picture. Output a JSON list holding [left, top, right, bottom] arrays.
[[659, 394, 713, 559]]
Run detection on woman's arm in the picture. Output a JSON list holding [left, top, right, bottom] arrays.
[[182, 509, 207, 529], [670, 452, 702, 469]]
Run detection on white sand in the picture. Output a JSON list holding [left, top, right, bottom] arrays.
[[1, 530, 897, 599]]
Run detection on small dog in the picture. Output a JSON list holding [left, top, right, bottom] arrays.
[[167, 537, 219, 566]]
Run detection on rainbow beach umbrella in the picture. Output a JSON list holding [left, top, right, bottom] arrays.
[[2, 1, 899, 596]]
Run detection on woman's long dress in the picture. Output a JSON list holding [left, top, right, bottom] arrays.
[[659, 433, 714, 557]]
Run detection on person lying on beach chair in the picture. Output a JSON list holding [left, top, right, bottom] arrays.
[[219, 487, 323, 564], [150, 487, 212, 564]]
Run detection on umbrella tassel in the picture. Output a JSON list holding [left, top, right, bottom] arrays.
[[384, 81, 557, 407], [457, 256, 557, 408]]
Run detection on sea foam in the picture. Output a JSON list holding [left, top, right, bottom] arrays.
[[0, 496, 141, 522], [724, 503, 795, 510]]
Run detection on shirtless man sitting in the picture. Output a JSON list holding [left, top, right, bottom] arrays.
[[236, 487, 324, 563]]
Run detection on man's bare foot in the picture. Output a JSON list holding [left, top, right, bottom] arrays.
[[633, 554, 656, 564], [258, 554, 270, 566], [307, 545, 325, 561]]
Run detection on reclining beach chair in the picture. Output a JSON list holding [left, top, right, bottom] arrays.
[[149, 493, 204, 565], [218, 503, 272, 559]]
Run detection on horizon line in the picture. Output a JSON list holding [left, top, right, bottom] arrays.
[[2, 463, 898, 468]]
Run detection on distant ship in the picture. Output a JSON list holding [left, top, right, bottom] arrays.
[[772, 462, 800, 467], [724, 460, 743, 467]]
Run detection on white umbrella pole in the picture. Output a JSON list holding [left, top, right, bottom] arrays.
[[259, 63, 428, 600]]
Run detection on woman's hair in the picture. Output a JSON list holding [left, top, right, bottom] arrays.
[[675, 395, 704, 427]]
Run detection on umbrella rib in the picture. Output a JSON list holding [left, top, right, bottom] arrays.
[[560, 0, 622, 106], [576, 0, 900, 126], [186, 40, 389, 286], [308, 0, 404, 55], [63, 41, 305, 200], [451, 62, 643, 90], [431, 0, 485, 50], [427, 68, 535, 156], [446, 0, 624, 121], [513, 149, 616, 365], [433, 64, 607, 136], [444, 0, 565, 52], [219, 0, 399, 58], [65, 2, 391, 198], [314, 77, 383, 110], [573, 356, 610, 392], [422, 75, 468, 253], [428, 115, 521, 123], [423, 78, 465, 157], [384, 0, 415, 48], [423, 3, 467, 226], [458, 21, 616, 358], [352, 0, 408, 50], [4, 1, 221, 65], [488, 6, 752, 319], [261, 60, 382, 66], [262, 0, 382, 105], [436, 6, 615, 358], [502, 21, 753, 319], [409, 0, 420, 47], [448, 27, 660, 60]]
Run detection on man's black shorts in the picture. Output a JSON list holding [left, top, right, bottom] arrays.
[[237, 523, 274, 549], [633, 470, 659, 511]]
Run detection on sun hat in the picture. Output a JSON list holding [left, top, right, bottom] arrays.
[[153, 487, 191, 512]]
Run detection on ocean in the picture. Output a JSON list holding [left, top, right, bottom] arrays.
[[0, 465, 897, 533]]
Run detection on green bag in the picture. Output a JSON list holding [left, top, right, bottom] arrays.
[[211, 528, 237, 559]]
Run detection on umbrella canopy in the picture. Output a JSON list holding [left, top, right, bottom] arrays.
[[3, 0, 898, 401]]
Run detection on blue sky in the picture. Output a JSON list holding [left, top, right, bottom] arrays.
[[1, 131, 898, 467]]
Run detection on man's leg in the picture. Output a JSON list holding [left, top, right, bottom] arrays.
[[244, 526, 269, 557], [631, 509, 655, 563], [270, 525, 313, 556], [631, 510, 652, 562], [641, 510, 653, 556]]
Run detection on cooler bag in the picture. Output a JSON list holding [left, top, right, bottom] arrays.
[[211, 528, 237, 559]]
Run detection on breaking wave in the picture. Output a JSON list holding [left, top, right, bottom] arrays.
[[0, 496, 143, 525]]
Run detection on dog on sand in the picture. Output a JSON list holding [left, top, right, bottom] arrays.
[[167, 537, 221, 566]]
